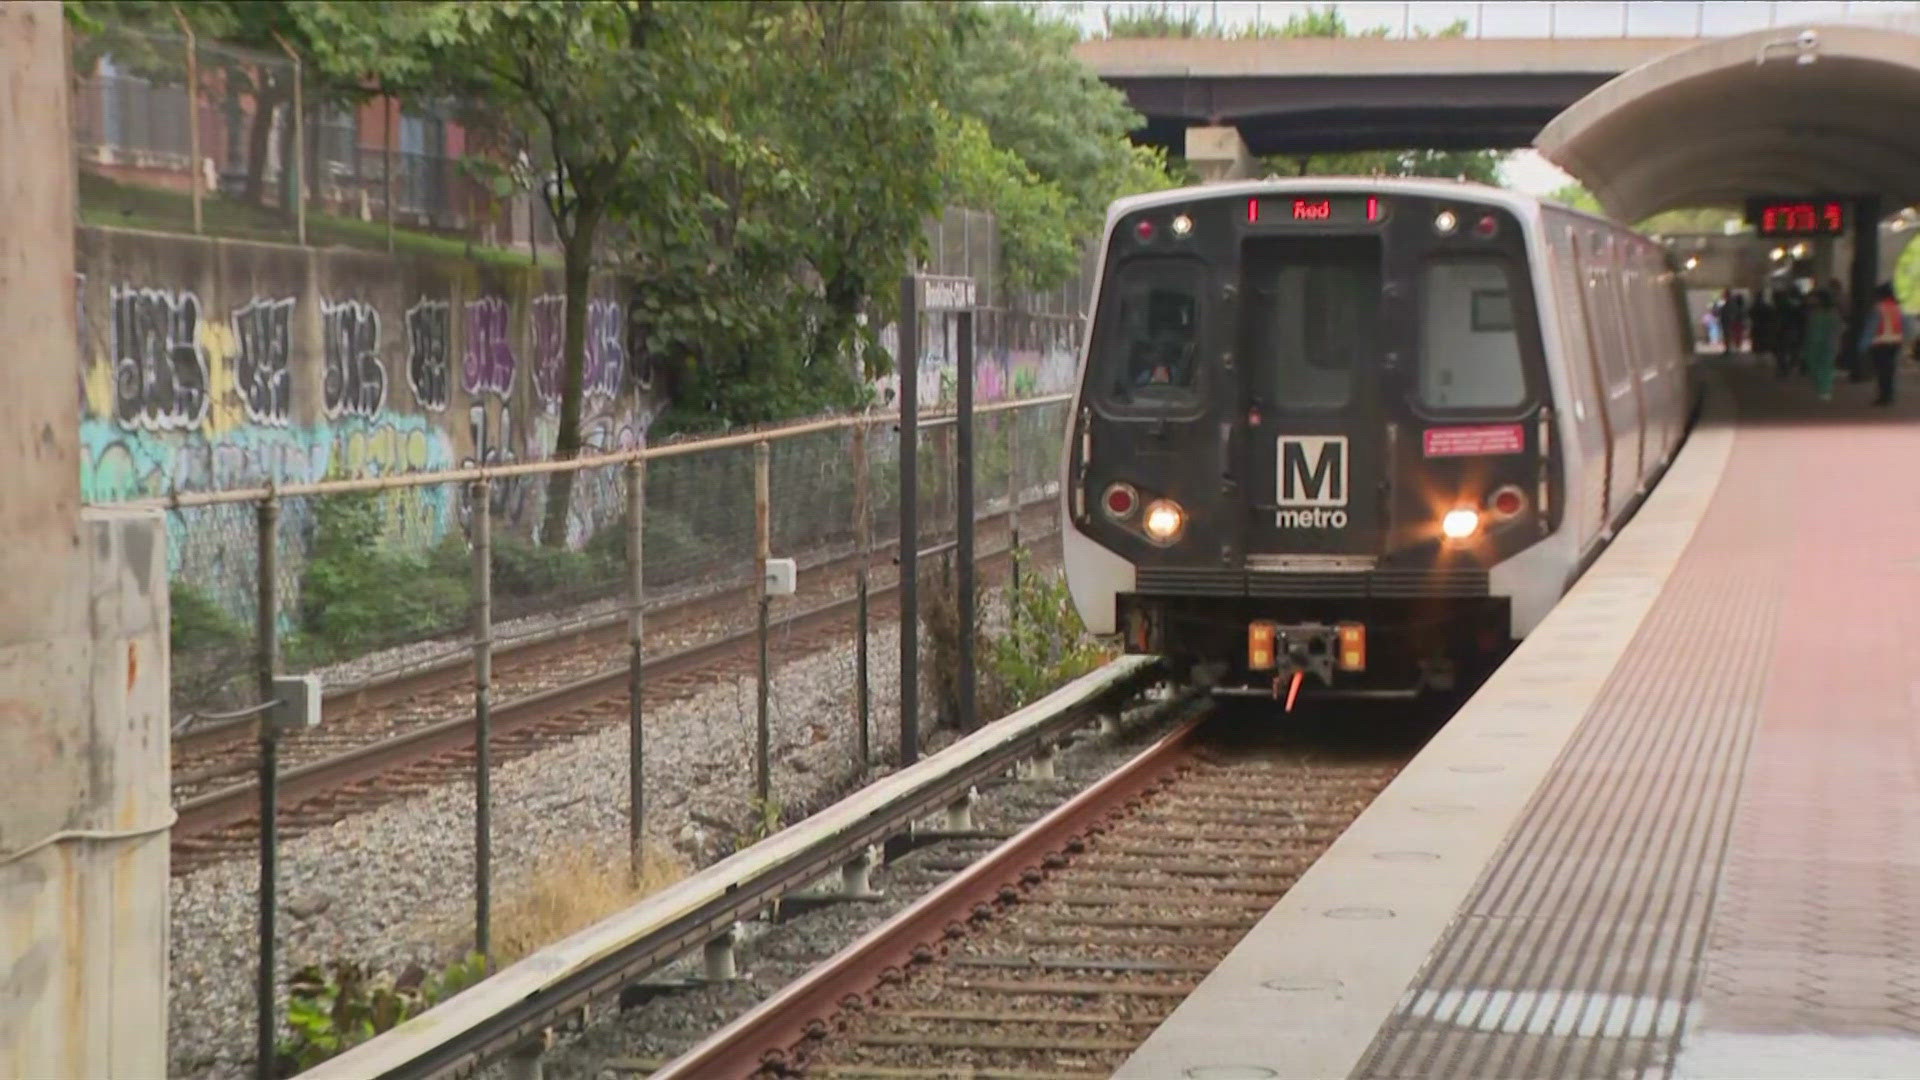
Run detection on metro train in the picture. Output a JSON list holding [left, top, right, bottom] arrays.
[[1061, 178, 1697, 701]]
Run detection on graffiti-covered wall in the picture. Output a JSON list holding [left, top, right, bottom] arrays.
[[76, 225, 660, 618]]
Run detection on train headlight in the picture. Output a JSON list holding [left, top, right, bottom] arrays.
[[1441, 508, 1480, 540], [1143, 499, 1186, 544], [1433, 210, 1458, 236], [1171, 213, 1194, 237]]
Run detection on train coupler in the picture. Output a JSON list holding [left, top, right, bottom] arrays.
[[1247, 621, 1366, 690]]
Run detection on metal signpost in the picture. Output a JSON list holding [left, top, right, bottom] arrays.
[[898, 273, 978, 766]]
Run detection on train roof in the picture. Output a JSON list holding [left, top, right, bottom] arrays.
[[1106, 177, 1647, 245]]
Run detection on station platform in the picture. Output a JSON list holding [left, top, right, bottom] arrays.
[[1116, 359, 1920, 1080]]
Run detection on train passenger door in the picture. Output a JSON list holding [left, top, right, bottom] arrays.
[[1236, 235, 1386, 559], [1586, 239, 1642, 518]]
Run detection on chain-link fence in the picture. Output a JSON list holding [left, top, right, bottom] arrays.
[[156, 396, 1070, 731], [70, 18, 554, 252]]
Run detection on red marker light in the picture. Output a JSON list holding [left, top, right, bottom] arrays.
[[1247, 198, 1260, 223], [1367, 196, 1380, 221], [1474, 214, 1499, 238], [1103, 483, 1138, 519], [1134, 218, 1154, 242]]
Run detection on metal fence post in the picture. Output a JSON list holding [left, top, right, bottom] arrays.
[[472, 477, 493, 962], [754, 441, 771, 809], [898, 277, 920, 766], [173, 6, 201, 235], [278, 34, 306, 245], [384, 96, 396, 253], [956, 308, 976, 733], [1007, 406, 1021, 613], [253, 494, 279, 1080], [852, 421, 871, 767], [625, 459, 646, 883]]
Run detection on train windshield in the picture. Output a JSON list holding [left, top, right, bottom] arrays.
[[1418, 258, 1528, 410], [1097, 257, 1203, 406], [1240, 237, 1381, 411]]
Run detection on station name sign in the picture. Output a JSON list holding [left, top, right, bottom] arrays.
[[916, 275, 977, 312]]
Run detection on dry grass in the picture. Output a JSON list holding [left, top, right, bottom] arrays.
[[485, 844, 689, 965]]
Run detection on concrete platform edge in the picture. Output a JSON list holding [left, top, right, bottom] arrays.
[[1113, 380, 1739, 1080]]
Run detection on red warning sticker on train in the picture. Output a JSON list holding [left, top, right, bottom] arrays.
[[1423, 424, 1525, 457]]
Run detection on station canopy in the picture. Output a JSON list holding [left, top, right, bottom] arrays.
[[1536, 23, 1920, 224]]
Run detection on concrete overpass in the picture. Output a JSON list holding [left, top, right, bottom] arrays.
[[1074, 36, 1694, 158]]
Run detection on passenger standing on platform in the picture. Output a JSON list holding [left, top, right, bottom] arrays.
[[1750, 291, 1776, 370], [1775, 288, 1807, 377], [1869, 282, 1905, 405], [1725, 291, 1748, 355], [1803, 289, 1842, 401]]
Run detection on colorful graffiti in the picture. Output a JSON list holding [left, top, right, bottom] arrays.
[[871, 313, 1079, 408], [463, 296, 516, 397], [320, 299, 387, 419], [532, 294, 627, 410], [231, 297, 294, 426], [111, 286, 211, 430], [406, 298, 452, 411]]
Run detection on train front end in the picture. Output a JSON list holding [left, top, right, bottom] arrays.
[[1062, 180, 1562, 699]]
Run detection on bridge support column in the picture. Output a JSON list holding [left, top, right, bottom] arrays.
[[1, 5, 171, 1079], [1185, 125, 1256, 183]]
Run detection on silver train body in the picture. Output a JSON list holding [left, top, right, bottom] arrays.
[[1061, 178, 1696, 697]]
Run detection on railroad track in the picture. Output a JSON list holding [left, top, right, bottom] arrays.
[[170, 532, 1058, 875], [172, 501, 1052, 797], [645, 704, 1416, 1079]]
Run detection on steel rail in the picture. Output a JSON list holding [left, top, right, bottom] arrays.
[[175, 485, 1060, 758], [649, 708, 1210, 1079], [296, 654, 1164, 1080], [174, 532, 1056, 843]]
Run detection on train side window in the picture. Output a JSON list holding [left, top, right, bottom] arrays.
[[1418, 259, 1528, 410], [1096, 258, 1203, 408]]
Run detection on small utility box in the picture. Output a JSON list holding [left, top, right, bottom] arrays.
[[764, 557, 797, 597], [272, 673, 323, 730]]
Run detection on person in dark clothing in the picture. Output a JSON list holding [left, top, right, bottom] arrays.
[[1724, 291, 1748, 355], [1869, 282, 1905, 405], [1774, 288, 1806, 377], [1750, 291, 1777, 372]]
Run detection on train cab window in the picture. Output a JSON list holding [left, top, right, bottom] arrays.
[[1097, 258, 1203, 407], [1419, 259, 1528, 410], [1241, 236, 1379, 410]]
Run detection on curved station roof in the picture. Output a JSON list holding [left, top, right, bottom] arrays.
[[1537, 24, 1920, 222]]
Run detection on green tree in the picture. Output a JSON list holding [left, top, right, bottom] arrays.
[[1547, 182, 1603, 214], [943, 2, 1176, 291], [366, 0, 684, 545]]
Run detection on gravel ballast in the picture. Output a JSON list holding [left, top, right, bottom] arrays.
[[167, 570, 1099, 1079]]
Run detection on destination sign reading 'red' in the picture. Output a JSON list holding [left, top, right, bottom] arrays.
[[1247, 195, 1387, 227]]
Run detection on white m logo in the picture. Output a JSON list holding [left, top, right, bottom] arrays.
[[1278, 436, 1347, 507]]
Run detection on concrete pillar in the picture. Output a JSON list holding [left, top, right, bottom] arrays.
[[1185, 125, 1256, 183], [0, 5, 171, 1077]]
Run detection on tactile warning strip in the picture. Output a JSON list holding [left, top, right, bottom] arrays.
[[1354, 415, 1799, 1079]]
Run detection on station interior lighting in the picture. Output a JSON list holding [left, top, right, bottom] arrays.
[[1684, 256, 1699, 271]]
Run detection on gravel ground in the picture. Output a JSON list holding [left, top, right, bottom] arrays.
[[529, 696, 1192, 1079], [167, 574, 1080, 1079]]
